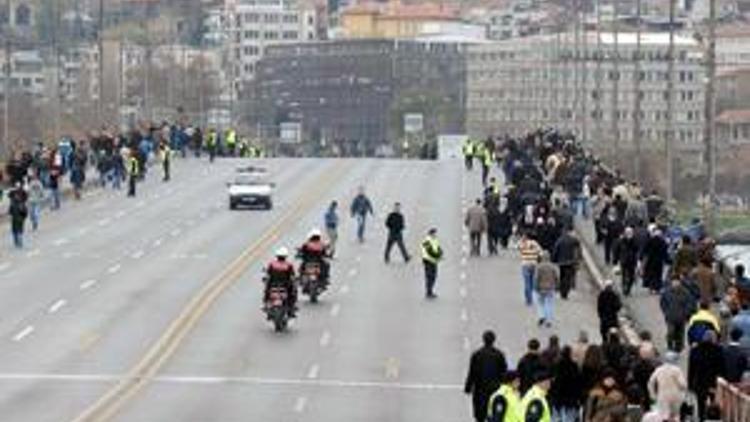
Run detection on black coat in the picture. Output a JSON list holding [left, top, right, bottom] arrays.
[[385, 212, 405, 236], [688, 342, 725, 394], [597, 288, 622, 327], [465, 345, 508, 421], [549, 357, 583, 408], [553, 233, 581, 266], [641, 235, 670, 283], [722, 344, 748, 384], [517, 352, 544, 394], [613, 236, 639, 268]]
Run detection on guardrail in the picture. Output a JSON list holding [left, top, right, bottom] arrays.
[[717, 378, 750, 422]]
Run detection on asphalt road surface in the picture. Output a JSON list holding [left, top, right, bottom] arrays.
[[0, 157, 602, 422]]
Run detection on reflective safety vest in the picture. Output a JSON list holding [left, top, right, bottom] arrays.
[[483, 148, 495, 166], [487, 384, 522, 422], [462, 140, 474, 157], [128, 156, 139, 176], [421, 236, 442, 264], [226, 130, 237, 146], [521, 385, 551, 422], [207, 132, 217, 147], [160, 146, 172, 162]]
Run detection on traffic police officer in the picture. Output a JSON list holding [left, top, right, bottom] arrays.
[[487, 371, 522, 422], [520, 371, 552, 422], [127, 151, 139, 197], [421, 228, 443, 299]]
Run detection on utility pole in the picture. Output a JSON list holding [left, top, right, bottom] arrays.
[[97, 0, 104, 125], [595, 0, 603, 155], [666, 0, 676, 201], [704, 0, 718, 235], [611, 0, 621, 168], [3, 0, 11, 159], [633, 0, 643, 182]]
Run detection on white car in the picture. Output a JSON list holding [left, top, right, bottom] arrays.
[[228, 173, 274, 210]]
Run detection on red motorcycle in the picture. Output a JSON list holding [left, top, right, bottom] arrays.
[[265, 287, 290, 332], [300, 261, 327, 303]]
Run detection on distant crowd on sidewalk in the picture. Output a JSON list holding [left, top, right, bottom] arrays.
[[461, 127, 749, 421], [1, 121, 266, 249]]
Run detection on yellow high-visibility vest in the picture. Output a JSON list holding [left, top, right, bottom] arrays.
[[520, 385, 551, 422]]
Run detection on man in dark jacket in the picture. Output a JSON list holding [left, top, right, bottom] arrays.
[[8, 185, 28, 249], [723, 328, 748, 383], [688, 331, 725, 421], [597, 280, 622, 341], [552, 229, 581, 300], [517, 338, 544, 395], [641, 229, 670, 293], [350, 186, 374, 243], [384, 202, 410, 263], [613, 227, 640, 296], [660, 277, 696, 353], [465, 330, 508, 422]]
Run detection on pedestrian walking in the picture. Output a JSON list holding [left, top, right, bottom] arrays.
[[464, 330, 509, 422], [207, 128, 217, 162], [517, 339, 544, 395], [48, 166, 61, 210], [641, 228, 670, 294], [583, 369, 628, 422], [384, 202, 410, 263], [324, 201, 339, 258], [465, 199, 488, 256], [8, 186, 28, 249], [486, 370, 522, 422], [486, 205, 502, 255], [519, 232, 542, 306], [597, 280, 622, 341], [27, 174, 44, 231], [552, 228, 581, 300], [688, 331, 725, 421], [421, 228, 443, 299], [127, 151, 139, 197], [350, 186, 374, 243], [659, 278, 696, 353], [549, 346, 583, 422], [463, 139, 474, 171], [613, 227, 639, 296], [647, 351, 687, 419], [722, 328, 748, 384], [160, 143, 172, 182], [535, 251, 558, 328], [520, 370, 553, 422]]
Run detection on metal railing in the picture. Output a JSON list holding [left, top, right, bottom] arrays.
[[716, 378, 750, 422]]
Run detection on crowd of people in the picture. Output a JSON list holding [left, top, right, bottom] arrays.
[[1, 122, 264, 249], [461, 128, 749, 421]]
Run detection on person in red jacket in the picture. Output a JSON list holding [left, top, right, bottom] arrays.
[[264, 247, 297, 317]]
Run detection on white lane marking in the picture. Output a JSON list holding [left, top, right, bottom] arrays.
[[0, 262, 11, 272], [330, 304, 341, 317], [339, 285, 350, 295], [463, 337, 471, 351], [97, 218, 111, 227], [115, 210, 127, 219], [320, 331, 331, 347], [107, 264, 122, 274], [153, 193, 161, 200], [186, 220, 195, 226], [170, 228, 181, 237], [13, 326, 34, 342], [152, 238, 163, 248], [355, 256, 362, 263], [0, 373, 464, 390], [460, 309, 469, 322], [131, 250, 145, 259], [307, 364, 320, 380], [460, 257, 467, 266], [193, 254, 208, 260], [78, 227, 91, 236], [136, 201, 146, 208], [461, 245, 469, 254], [460, 272, 467, 281], [348, 268, 357, 277], [462, 234, 468, 242], [294, 396, 308, 413], [48, 299, 67, 314], [459, 286, 468, 298], [53, 238, 70, 246], [26, 248, 41, 258], [80, 279, 98, 290]]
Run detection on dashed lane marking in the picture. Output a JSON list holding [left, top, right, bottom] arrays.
[[152, 239, 163, 248], [13, 326, 34, 342], [330, 304, 341, 317], [115, 211, 127, 219], [48, 299, 67, 314], [307, 364, 320, 380], [459, 286, 467, 298], [97, 219, 111, 227], [80, 279, 98, 290], [460, 257, 467, 266], [0, 262, 11, 272], [460, 309, 469, 322], [294, 396, 308, 413], [463, 337, 471, 351], [348, 268, 357, 277], [460, 272, 467, 281], [107, 264, 122, 274], [54, 238, 70, 246], [339, 285, 350, 295], [320, 331, 331, 348], [131, 250, 145, 259], [170, 228, 182, 237], [26, 248, 41, 258]]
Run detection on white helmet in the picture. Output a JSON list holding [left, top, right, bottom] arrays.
[[308, 228, 322, 238], [275, 246, 290, 257]]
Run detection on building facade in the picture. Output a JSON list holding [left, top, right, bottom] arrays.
[[467, 32, 706, 160], [339, 1, 462, 39], [252, 39, 467, 153]]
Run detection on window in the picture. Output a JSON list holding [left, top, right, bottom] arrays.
[[282, 31, 298, 40], [246, 13, 260, 23], [263, 31, 278, 40], [264, 14, 279, 23], [245, 30, 259, 39]]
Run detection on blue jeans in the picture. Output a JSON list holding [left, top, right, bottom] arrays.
[[355, 214, 367, 242], [522, 264, 536, 305], [536, 291, 554, 322], [29, 203, 40, 230], [50, 188, 60, 210], [572, 196, 589, 218], [12, 231, 23, 248], [553, 406, 580, 422]]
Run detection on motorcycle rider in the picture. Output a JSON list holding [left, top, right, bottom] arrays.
[[298, 229, 331, 284], [264, 247, 297, 317]]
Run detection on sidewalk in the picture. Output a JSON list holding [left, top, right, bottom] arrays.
[[575, 216, 669, 351]]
